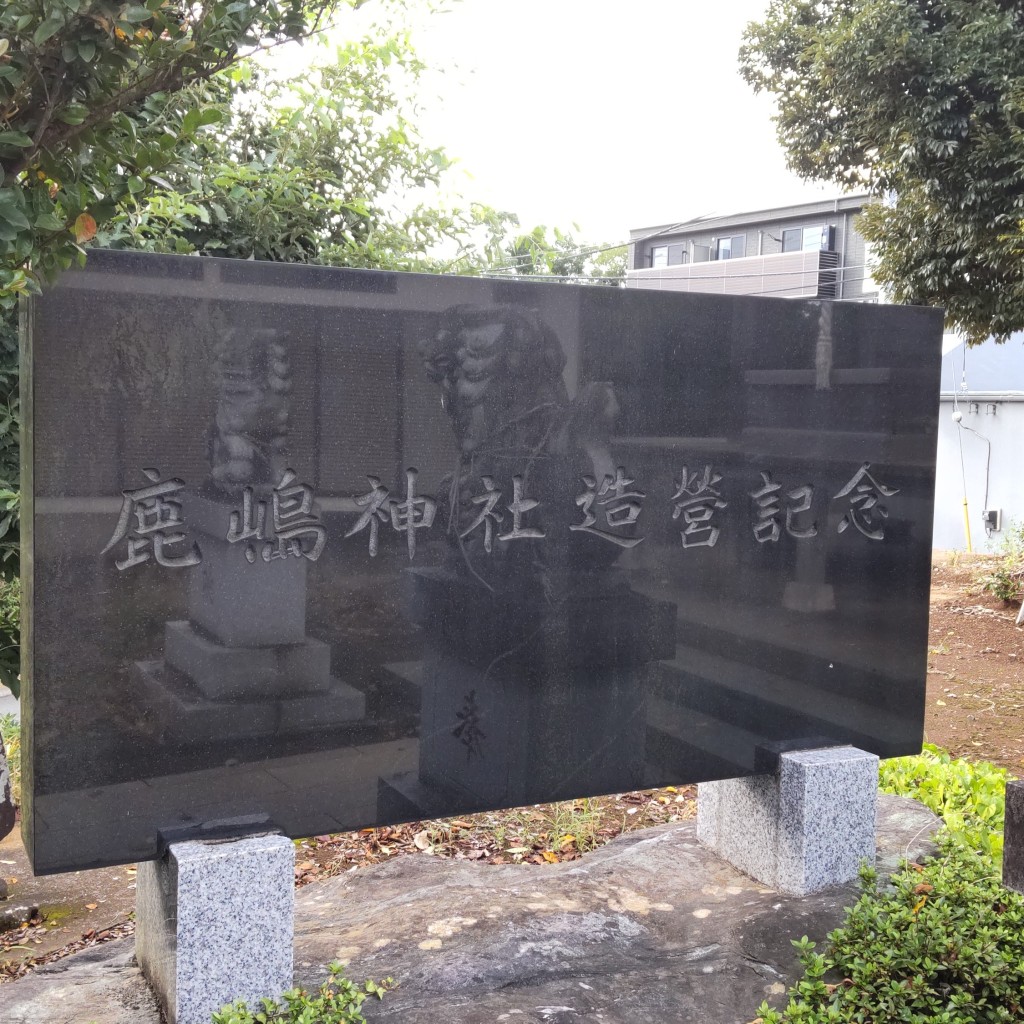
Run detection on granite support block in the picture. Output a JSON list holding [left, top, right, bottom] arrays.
[[697, 745, 878, 895], [1003, 780, 1024, 895], [135, 834, 294, 1024]]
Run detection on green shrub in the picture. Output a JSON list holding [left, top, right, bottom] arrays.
[[757, 840, 1024, 1024], [211, 963, 389, 1024], [879, 742, 1006, 861], [0, 712, 18, 806], [980, 519, 1024, 604], [754, 748, 1021, 1023], [0, 574, 19, 698]]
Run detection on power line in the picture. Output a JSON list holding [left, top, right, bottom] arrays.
[[475, 267, 879, 302], [476, 219, 700, 274], [615, 261, 872, 282], [480, 238, 628, 273], [479, 261, 874, 285]]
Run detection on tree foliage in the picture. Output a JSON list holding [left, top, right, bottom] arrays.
[[499, 225, 626, 282], [98, 42, 629, 281], [0, 0, 362, 309], [99, 35, 488, 270], [740, 0, 1024, 344]]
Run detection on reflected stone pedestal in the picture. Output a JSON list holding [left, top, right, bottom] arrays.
[[136, 495, 365, 744], [136, 833, 294, 1024], [1004, 780, 1024, 895], [697, 746, 878, 895], [379, 567, 675, 819]]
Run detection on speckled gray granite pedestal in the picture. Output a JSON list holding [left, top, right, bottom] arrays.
[[135, 834, 294, 1024], [1004, 780, 1023, 894], [697, 745, 878, 895]]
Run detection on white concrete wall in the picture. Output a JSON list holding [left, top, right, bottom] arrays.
[[933, 398, 1024, 550]]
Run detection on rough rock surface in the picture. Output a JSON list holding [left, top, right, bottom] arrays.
[[2, 795, 939, 1024]]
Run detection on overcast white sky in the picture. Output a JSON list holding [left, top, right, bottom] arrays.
[[278, 0, 840, 246], [409, 0, 836, 243]]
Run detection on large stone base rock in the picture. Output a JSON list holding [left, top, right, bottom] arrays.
[[2, 795, 939, 1024]]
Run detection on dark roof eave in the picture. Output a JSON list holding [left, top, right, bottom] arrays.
[[629, 194, 872, 242]]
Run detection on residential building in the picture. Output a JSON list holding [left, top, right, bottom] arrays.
[[626, 194, 1024, 552], [934, 335, 1024, 551], [625, 194, 875, 302]]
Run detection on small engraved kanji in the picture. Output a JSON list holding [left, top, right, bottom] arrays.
[[228, 471, 326, 563], [345, 476, 390, 556], [834, 463, 899, 541], [102, 468, 201, 571], [452, 689, 486, 761], [227, 486, 267, 556], [785, 484, 817, 539], [389, 468, 437, 560], [750, 472, 782, 544], [459, 476, 503, 553], [570, 467, 645, 548], [269, 470, 326, 561], [671, 465, 728, 548], [498, 475, 545, 542], [749, 473, 818, 543]]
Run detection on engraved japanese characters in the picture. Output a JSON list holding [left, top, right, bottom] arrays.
[[24, 252, 942, 873]]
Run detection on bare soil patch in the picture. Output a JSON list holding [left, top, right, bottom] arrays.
[[926, 552, 1024, 774]]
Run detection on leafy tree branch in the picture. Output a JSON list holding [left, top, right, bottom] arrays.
[[740, 0, 1024, 344]]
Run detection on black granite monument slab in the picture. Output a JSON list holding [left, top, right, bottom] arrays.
[[22, 251, 942, 874]]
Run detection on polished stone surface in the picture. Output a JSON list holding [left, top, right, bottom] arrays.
[[697, 746, 879, 894], [135, 834, 294, 1024], [23, 251, 942, 873]]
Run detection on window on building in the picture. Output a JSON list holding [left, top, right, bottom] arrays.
[[651, 245, 668, 268], [716, 235, 745, 260], [782, 225, 835, 253], [781, 228, 802, 252], [668, 244, 688, 266]]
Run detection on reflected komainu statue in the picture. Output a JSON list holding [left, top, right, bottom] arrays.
[[207, 328, 291, 494], [420, 305, 632, 585], [379, 305, 673, 817]]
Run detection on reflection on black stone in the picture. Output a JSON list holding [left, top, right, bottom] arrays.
[[379, 305, 674, 819], [24, 251, 942, 874]]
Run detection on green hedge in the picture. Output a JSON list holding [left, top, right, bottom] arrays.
[[756, 747, 1021, 1024]]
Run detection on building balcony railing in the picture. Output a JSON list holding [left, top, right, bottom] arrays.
[[625, 249, 843, 300]]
